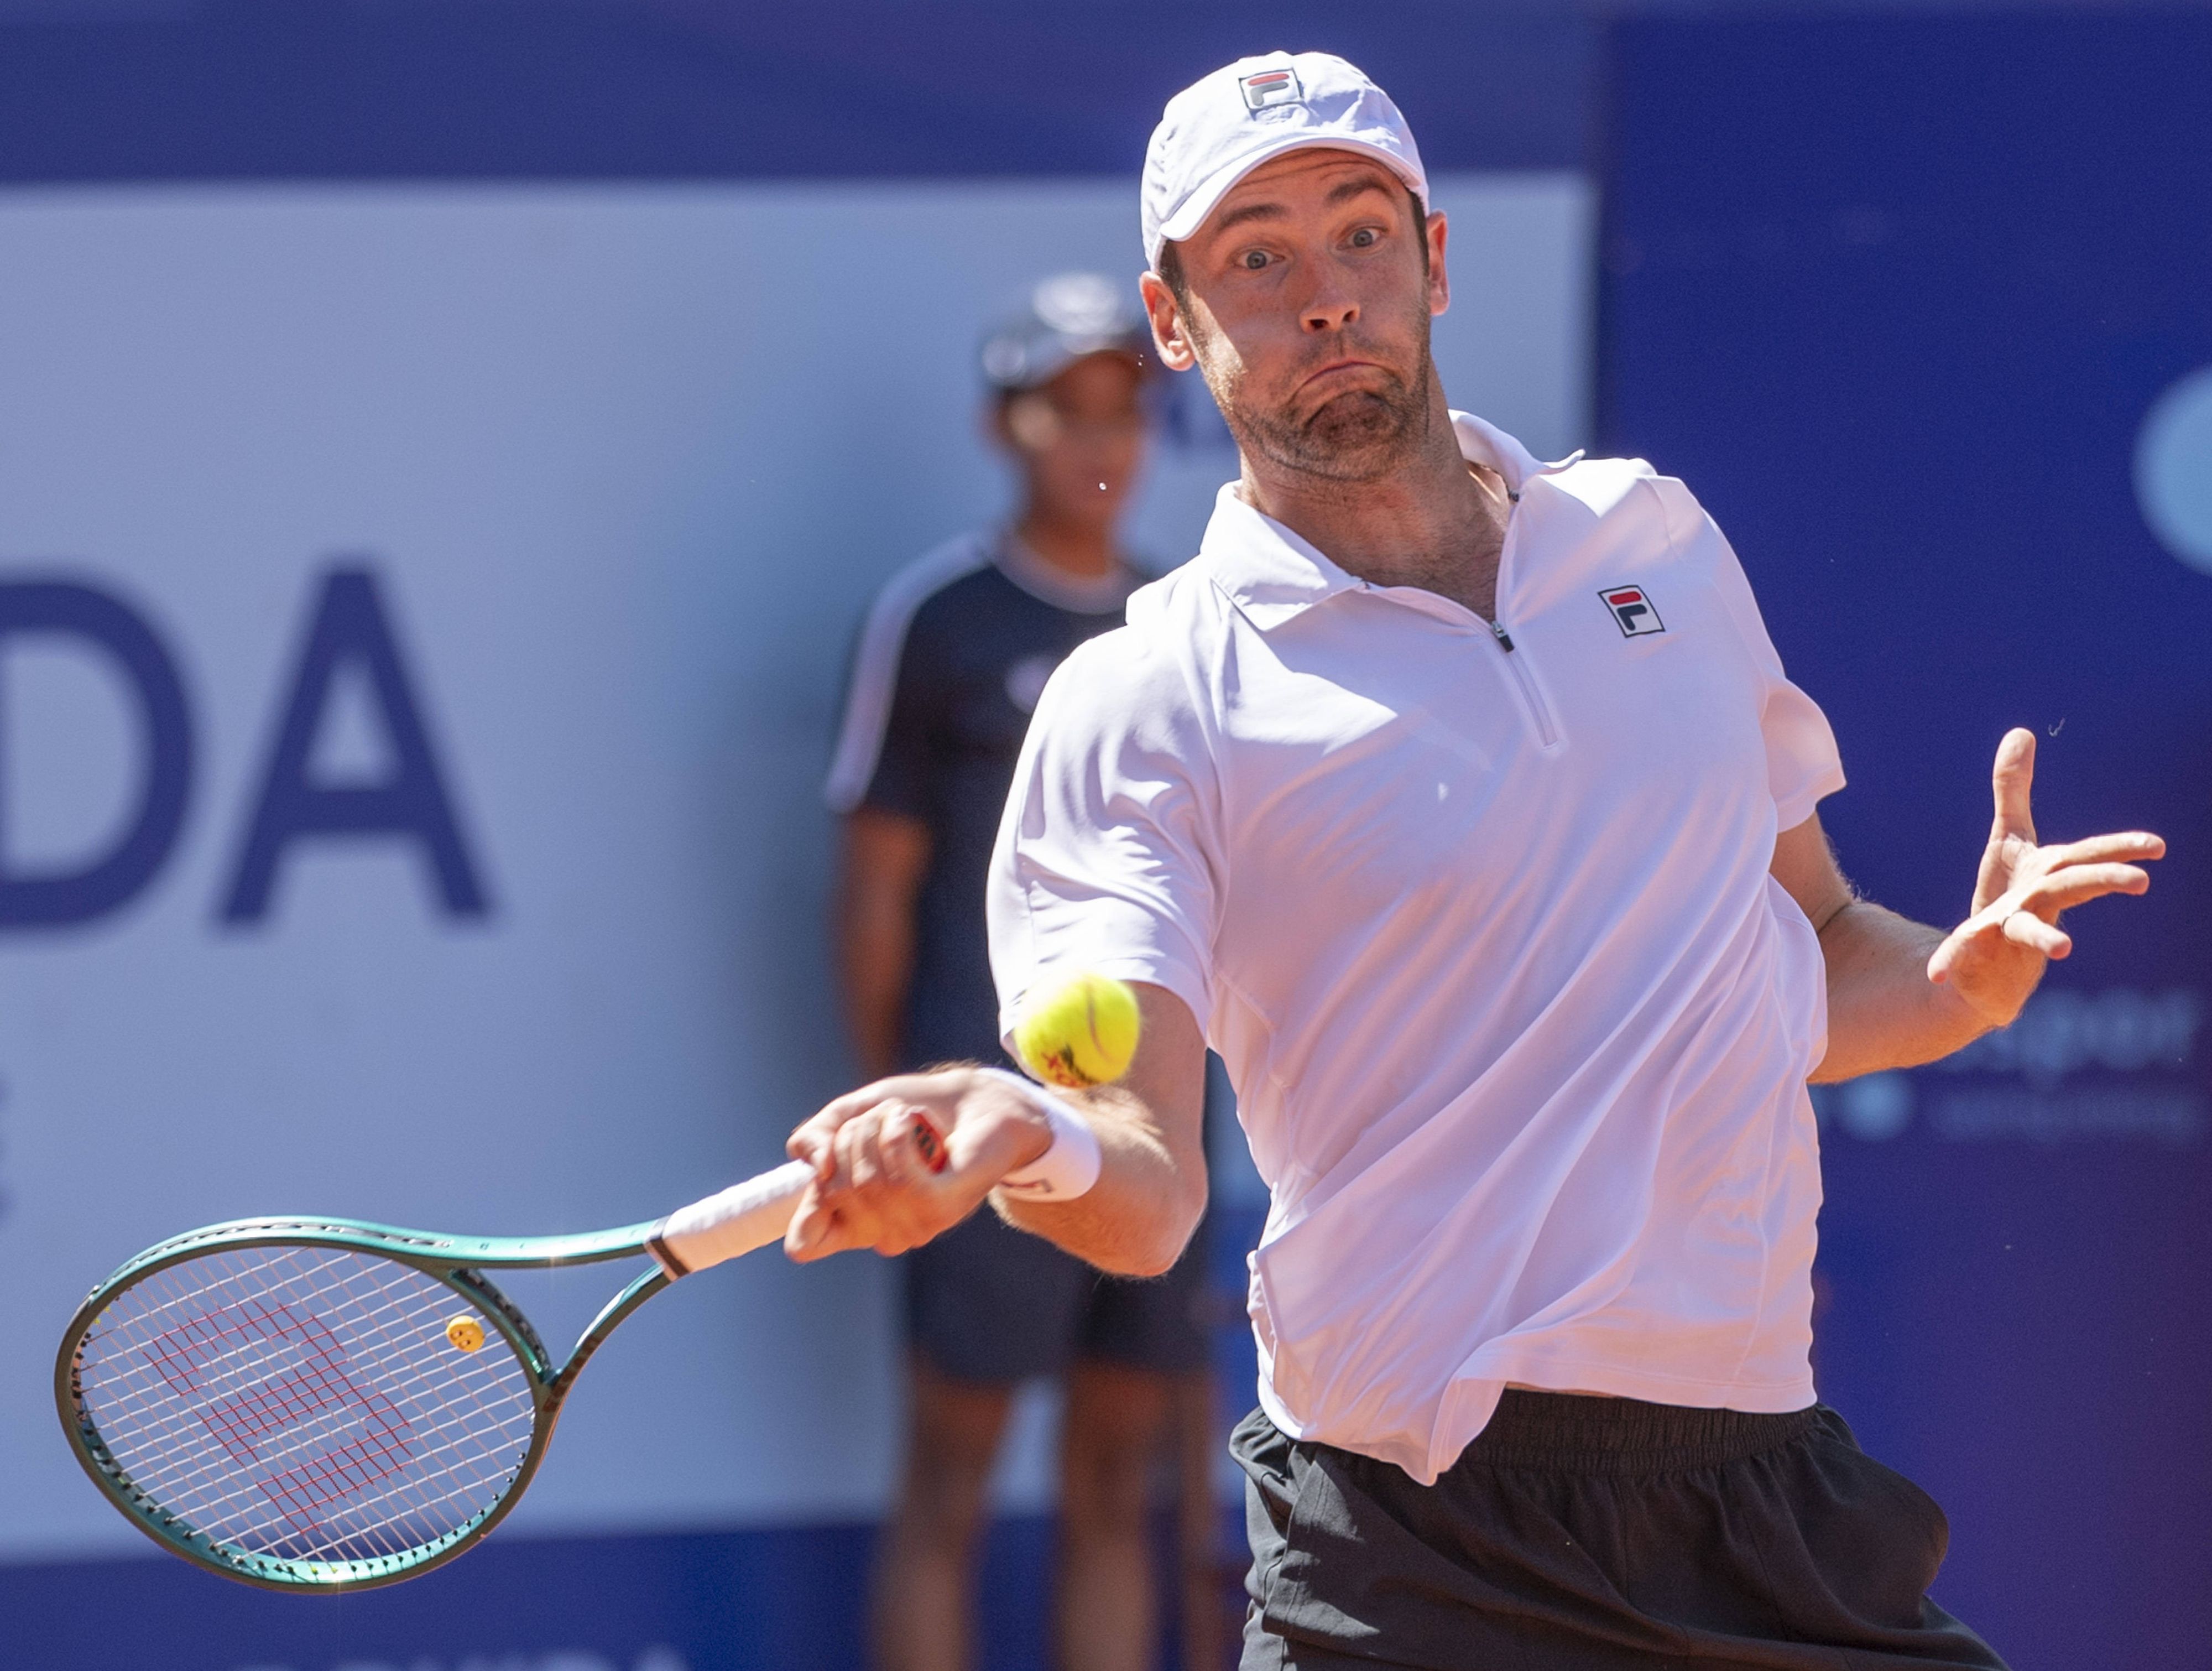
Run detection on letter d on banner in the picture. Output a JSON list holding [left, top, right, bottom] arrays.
[[222, 566, 490, 924], [0, 579, 193, 928]]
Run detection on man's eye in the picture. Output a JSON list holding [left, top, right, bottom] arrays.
[[1240, 249, 1270, 271], [1349, 228, 1378, 248]]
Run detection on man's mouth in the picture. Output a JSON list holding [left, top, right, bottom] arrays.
[[1298, 357, 1388, 394]]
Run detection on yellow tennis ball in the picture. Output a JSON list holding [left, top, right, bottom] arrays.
[[445, 1316, 485, 1353], [1014, 970, 1141, 1087]]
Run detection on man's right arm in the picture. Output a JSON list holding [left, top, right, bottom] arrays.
[[834, 806, 932, 1081], [801, 624, 1220, 1277]]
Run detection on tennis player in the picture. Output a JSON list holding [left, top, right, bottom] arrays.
[[790, 52, 2165, 1669]]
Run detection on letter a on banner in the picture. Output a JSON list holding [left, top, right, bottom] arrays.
[[222, 566, 489, 923]]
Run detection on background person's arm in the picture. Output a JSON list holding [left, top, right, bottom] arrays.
[[834, 806, 932, 1081], [1773, 727, 2163, 1084], [781, 982, 1209, 1278]]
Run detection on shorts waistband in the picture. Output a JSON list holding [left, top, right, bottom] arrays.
[[1458, 1389, 1823, 1476]]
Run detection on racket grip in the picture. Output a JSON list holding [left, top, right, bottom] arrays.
[[647, 1160, 813, 1278], [647, 1112, 950, 1278]]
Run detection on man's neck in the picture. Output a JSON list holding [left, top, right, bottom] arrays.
[[1012, 509, 1119, 582], [1236, 392, 1509, 620]]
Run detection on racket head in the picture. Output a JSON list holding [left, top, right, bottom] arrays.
[[56, 1220, 560, 1590]]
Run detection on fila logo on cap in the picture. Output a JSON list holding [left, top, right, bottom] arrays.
[[1601, 585, 1666, 638], [1240, 67, 1304, 112]]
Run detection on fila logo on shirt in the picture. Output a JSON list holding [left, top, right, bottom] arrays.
[[1600, 585, 1666, 638], [1240, 67, 1304, 112]]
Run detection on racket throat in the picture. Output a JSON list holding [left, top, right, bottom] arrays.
[[550, 1264, 671, 1399]]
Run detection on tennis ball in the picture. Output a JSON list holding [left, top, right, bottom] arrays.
[[1013, 970, 1141, 1088], [445, 1316, 485, 1353]]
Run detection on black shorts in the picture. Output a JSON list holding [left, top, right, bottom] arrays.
[[904, 1205, 1211, 1384], [1233, 1393, 2010, 1669]]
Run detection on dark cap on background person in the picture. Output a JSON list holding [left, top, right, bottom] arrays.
[[979, 272, 1149, 392], [1140, 50, 1428, 271]]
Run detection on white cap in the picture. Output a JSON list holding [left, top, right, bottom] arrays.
[[1141, 51, 1428, 272]]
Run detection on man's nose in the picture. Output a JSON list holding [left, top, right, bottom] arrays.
[[1301, 280, 1359, 334]]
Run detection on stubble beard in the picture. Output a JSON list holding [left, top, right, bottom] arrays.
[[1207, 320, 1439, 486]]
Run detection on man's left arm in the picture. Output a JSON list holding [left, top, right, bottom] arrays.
[[1775, 727, 2165, 1084]]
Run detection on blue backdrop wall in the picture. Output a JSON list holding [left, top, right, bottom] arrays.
[[0, 0, 1589, 182], [1602, 14, 2211, 1668]]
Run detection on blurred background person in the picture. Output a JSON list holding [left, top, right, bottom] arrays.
[[823, 272, 1212, 1671]]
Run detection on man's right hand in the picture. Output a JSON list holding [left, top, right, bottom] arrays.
[[782, 1068, 1054, 1261]]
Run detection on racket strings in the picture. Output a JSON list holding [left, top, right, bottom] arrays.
[[75, 1245, 538, 1568]]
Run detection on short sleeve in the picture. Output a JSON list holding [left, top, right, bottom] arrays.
[[987, 628, 1220, 1048], [1656, 477, 1845, 830], [824, 538, 989, 816], [852, 637, 936, 819]]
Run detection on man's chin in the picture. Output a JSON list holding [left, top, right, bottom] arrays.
[[1297, 393, 1422, 467]]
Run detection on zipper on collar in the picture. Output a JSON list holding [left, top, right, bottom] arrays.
[[1486, 498, 1562, 749], [1489, 619, 1561, 748]]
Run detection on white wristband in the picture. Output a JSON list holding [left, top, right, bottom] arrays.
[[979, 1067, 1102, 1200]]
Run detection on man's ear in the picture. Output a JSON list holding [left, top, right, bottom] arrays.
[[1425, 210, 1451, 317], [1139, 269, 1200, 373]]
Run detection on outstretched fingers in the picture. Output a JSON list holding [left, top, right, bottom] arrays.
[[2022, 860, 2156, 912], [2000, 913, 2072, 959], [1937, 731, 2166, 1016], [1990, 727, 2039, 845], [1930, 847, 2163, 984], [2033, 830, 2166, 869], [1948, 861, 2152, 948]]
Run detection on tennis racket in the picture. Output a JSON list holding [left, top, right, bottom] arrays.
[[55, 1115, 944, 1592]]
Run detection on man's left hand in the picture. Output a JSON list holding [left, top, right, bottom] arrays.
[[1926, 727, 2164, 1027]]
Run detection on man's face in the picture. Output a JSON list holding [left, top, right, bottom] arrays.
[[1143, 150, 1448, 482], [996, 351, 1147, 529]]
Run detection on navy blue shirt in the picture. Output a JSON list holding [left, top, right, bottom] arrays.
[[825, 531, 1138, 1068]]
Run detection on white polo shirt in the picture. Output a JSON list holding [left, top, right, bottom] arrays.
[[988, 412, 1845, 1484]]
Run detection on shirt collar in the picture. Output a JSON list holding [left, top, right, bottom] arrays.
[[1199, 410, 1582, 631]]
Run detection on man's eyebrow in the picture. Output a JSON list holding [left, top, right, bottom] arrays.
[[1208, 199, 1290, 237], [1326, 174, 1399, 206], [1210, 173, 1400, 239]]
